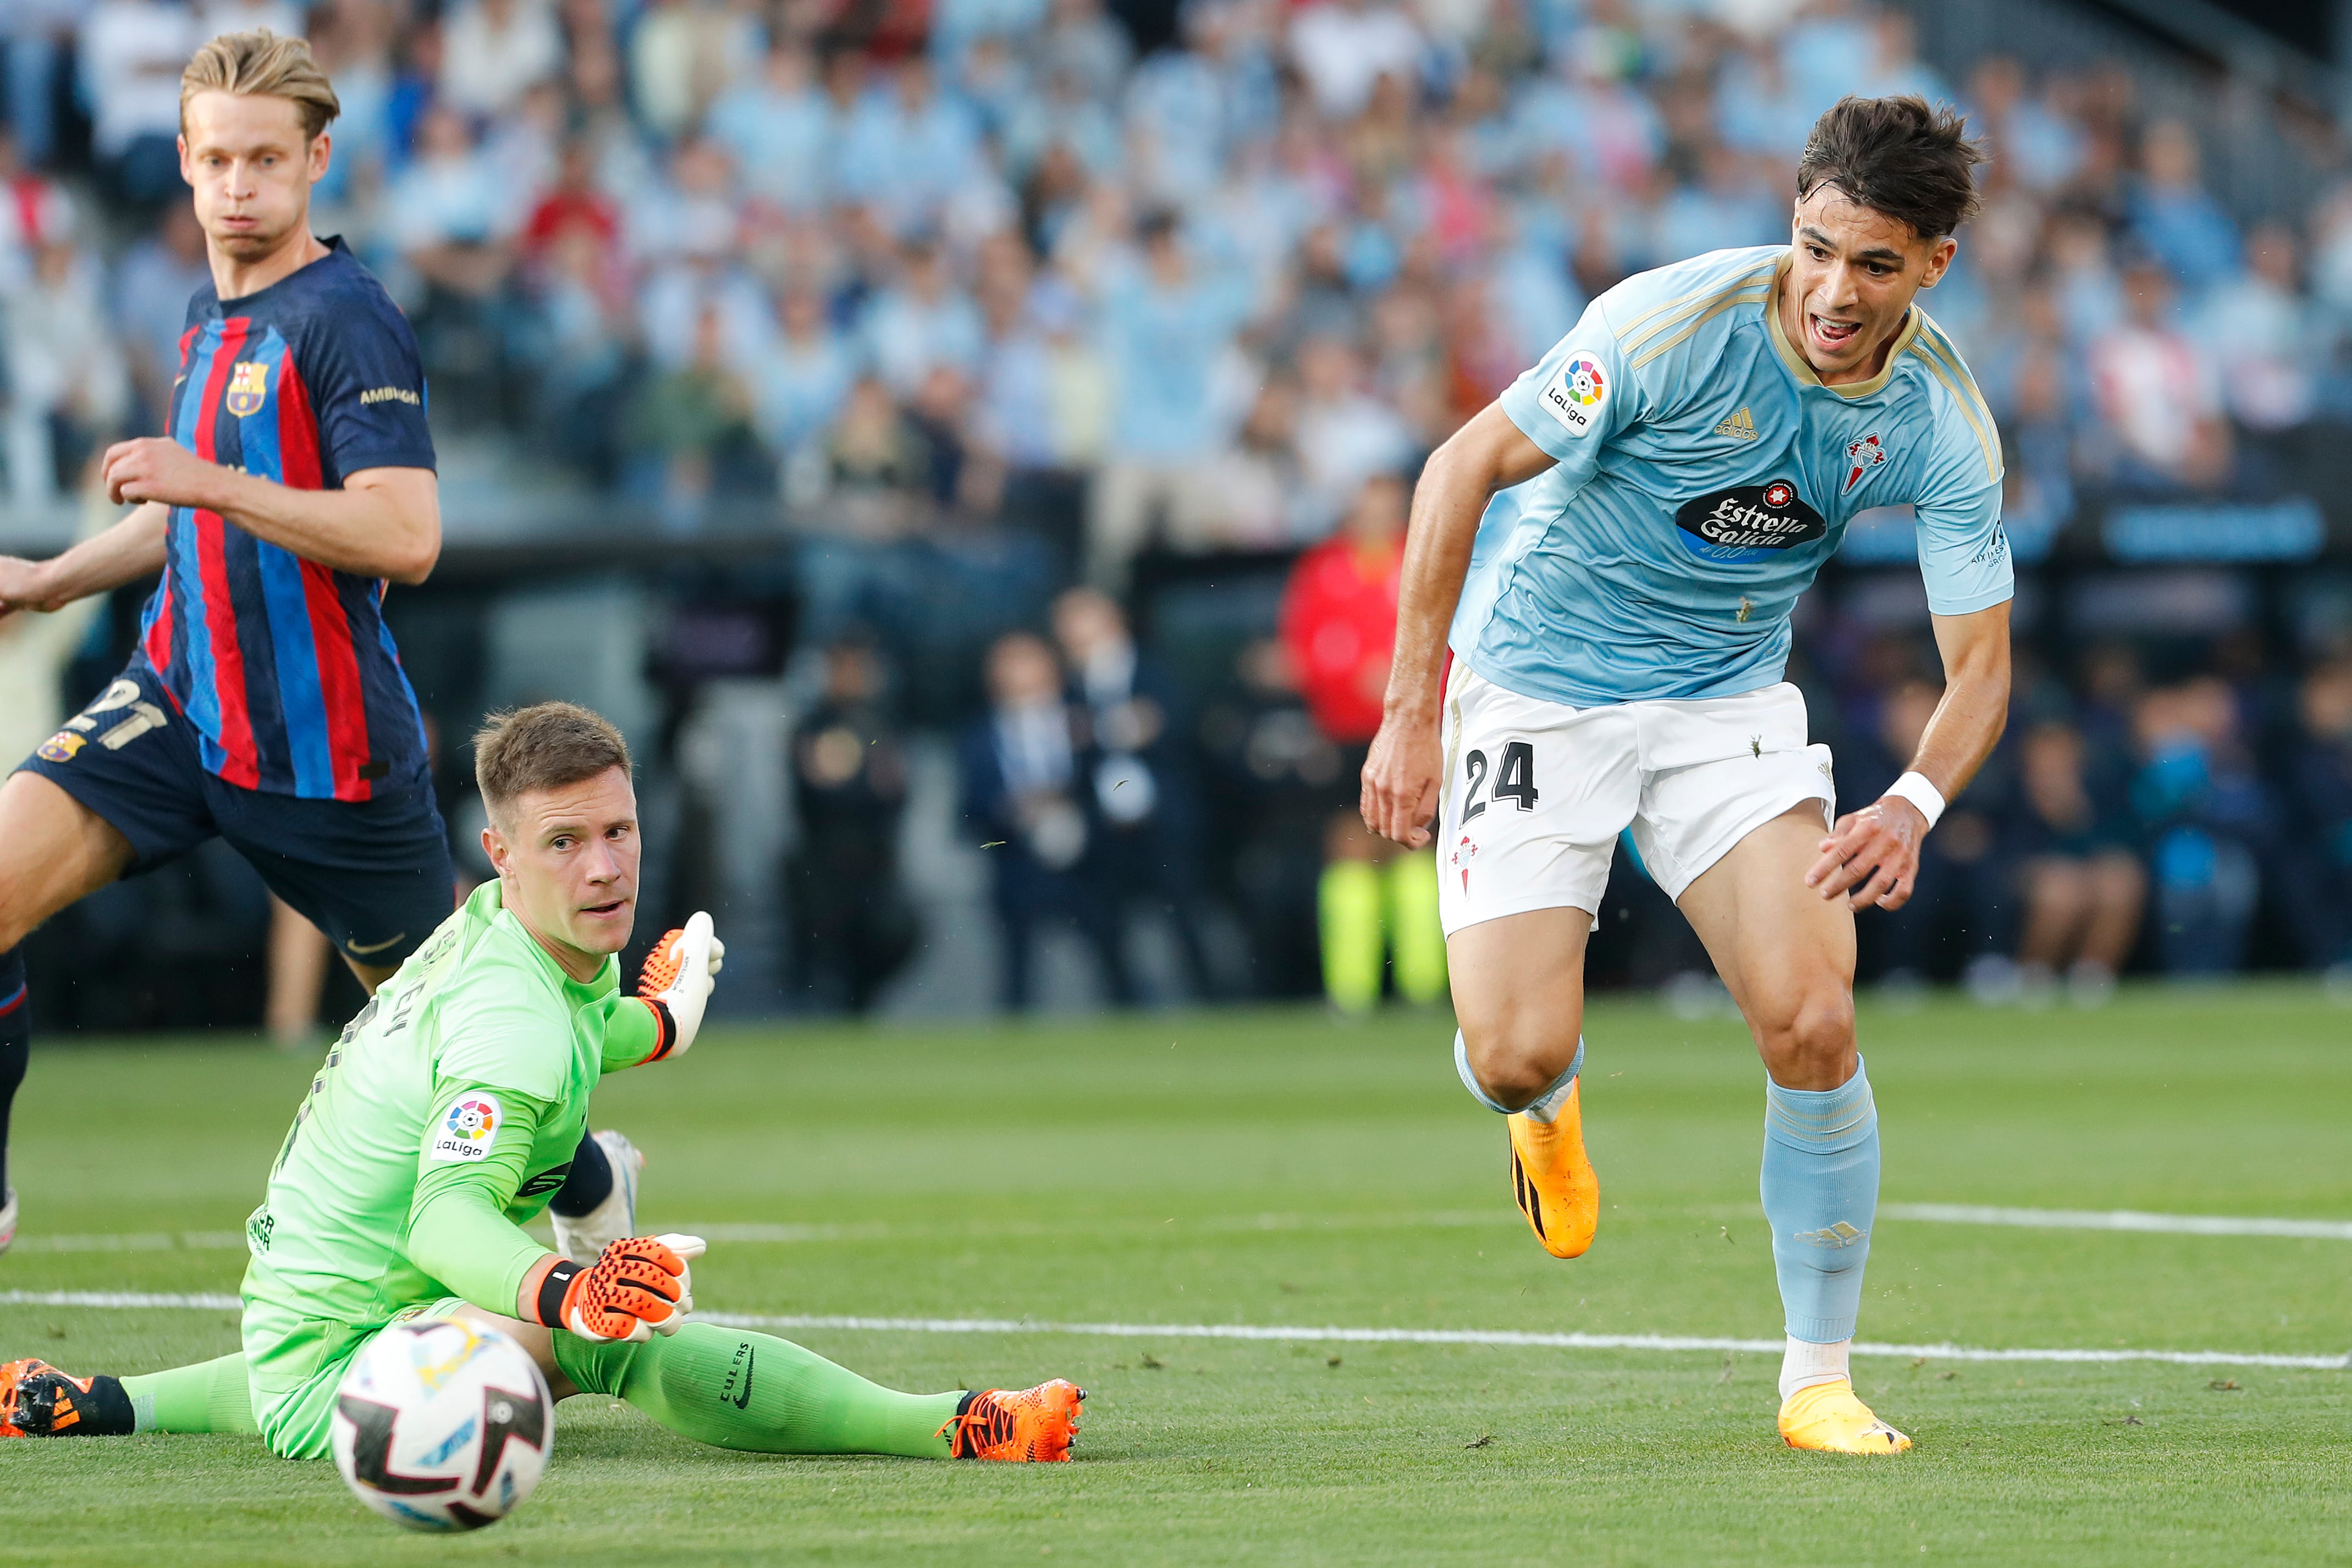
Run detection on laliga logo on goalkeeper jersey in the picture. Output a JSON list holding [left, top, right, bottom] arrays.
[[431, 1095, 503, 1163]]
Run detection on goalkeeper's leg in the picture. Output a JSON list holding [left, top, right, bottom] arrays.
[[553, 1322, 1080, 1461], [2, 1351, 256, 1437]]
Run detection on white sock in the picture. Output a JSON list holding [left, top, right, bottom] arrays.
[[1777, 1335, 1850, 1401], [1521, 1036, 1587, 1124]]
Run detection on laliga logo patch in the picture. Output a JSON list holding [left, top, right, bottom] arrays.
[[430, 1094, 502, 1164], [225, 360, 269, 418], [1537, 351, 1607, 437]]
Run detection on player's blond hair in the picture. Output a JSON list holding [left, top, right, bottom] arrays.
[[180, 30, 341, 142], [475, 703, 634, 823]]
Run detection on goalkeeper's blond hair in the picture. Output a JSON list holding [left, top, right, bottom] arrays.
[[180, 29, 341, 141]]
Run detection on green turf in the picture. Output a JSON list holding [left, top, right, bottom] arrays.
[[2, 986, 2349, 1566]]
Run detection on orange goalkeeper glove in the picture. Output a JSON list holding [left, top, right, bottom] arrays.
[[526, 1233, 707, 1343], [634, 912, 724, 1062]]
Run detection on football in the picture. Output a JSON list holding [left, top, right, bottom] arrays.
[[329, 1318, 554, 1532]]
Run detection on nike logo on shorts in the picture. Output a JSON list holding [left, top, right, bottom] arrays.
[[345, 932, 407, 957]]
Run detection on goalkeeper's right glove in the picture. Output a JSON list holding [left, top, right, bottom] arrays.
[[635, 912, 724, 1062], [526, 1233, 707, 1343]]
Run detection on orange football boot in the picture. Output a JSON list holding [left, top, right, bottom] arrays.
[[1778, 1379, 1912, 1453], [1506, 1079, 1599, 1259], [939, 1379, 1084, 1461], [0, 1359, 130, 1437]]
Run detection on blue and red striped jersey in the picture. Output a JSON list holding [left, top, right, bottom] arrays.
[[138, 238, 437, 800]]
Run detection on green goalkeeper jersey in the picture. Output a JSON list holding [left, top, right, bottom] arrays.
[[243, 879, 664, 1330]]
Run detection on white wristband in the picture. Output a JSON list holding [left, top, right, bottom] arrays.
[[1882, 771, 1946, 830]]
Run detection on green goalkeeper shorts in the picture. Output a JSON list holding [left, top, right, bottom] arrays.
[[243, 1294, 469, 1460]]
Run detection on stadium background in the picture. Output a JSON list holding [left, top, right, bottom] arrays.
[[4, 0, 2352, 1028]]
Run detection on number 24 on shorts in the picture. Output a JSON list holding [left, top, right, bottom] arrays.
[[1462, 742, 1539, 821]]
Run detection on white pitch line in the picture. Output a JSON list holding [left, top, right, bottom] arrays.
[[1883, 1204, 2352, 1241], [2, 1291, 2340, 1371]]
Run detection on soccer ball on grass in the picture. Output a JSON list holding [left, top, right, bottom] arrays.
[[331, 1318, 554, 1532]]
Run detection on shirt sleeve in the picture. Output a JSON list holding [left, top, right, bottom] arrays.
[[432, 980, 571, 1103], [598, 991, 668, 1074], [1912, 397, 2014, 617], [404, 1083, 558, 1316], [1496, 295, 1644, 483], [300, 289, 437, 482]]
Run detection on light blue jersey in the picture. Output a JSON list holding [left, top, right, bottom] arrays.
[[1452, 246, 2012, 706]]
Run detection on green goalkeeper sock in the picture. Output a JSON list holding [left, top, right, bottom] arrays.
[[1319, 859, 1384, 1011], [1385, 852, 1447, 1004], [122, 1352, 256, 1434], [553, 1323, 963, 1456]]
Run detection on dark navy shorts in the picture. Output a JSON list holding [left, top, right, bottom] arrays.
[[16, 661, 455, 969]]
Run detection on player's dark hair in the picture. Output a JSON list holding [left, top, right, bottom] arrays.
[[1795, 96, 1985, 239], [474, 703, 632, 821]]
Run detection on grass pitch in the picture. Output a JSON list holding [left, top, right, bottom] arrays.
[[2, 986, 2349, 1566]]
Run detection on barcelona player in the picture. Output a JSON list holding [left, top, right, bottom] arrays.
[[1361, 97, 2012, 1451], [0, 32, 633, 1263]]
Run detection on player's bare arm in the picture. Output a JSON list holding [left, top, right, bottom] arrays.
[[0, 504, 169, 620], [98, 444, 440, 584], [1362, 403, 1555, 848], [1806, 600, 2010, 911]]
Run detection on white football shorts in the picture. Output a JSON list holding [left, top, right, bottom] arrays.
[[1435, 662, 1837, 936]]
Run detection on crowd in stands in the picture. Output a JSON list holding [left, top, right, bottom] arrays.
[[3, 0, 2352, 1014]]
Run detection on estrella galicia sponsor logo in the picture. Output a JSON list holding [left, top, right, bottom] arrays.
[[720, 1342, 756, 1410], [1673, 481, 1826, 562]]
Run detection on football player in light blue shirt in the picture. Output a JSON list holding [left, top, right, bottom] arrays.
[[1362, 97, 2013, 1456]]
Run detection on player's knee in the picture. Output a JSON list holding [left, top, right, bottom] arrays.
[[1460, 1020, 1579, 1110], [1753, 986, 1854, 1084]]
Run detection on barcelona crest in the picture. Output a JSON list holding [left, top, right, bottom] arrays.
[[35, 731, 84, 764], [225, 360, 269, 418]]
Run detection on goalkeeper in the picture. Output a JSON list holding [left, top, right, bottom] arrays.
[[0, 701, 1082, 1463]]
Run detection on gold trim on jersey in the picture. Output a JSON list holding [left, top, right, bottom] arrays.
[[1615, 260, 1781, 362], [1629, 286, 1772, 370], [1905, 318, 2003, 484], [1762, 254, 1921, 400]]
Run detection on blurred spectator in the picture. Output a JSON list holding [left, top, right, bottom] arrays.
[[2088, 260, 2231, 493], [2273, 659, 2352, 976], [80, 0, 197, 206], [2128, 119, 2240, 294], [1052, 587, 1216, 1000], [960, 630, 1134, 1009], [758, 284, 856, 477], [863, 235, 985, 396], [787, 636, 919, 1012], [4, 240, 130, 503], [111, 202, 209, 429], [2130, 678, 2269, 976], [1294, 333, 1414, 533], [0, 128, 74, 292], [623, 303, 763, 528], [1278, 472, 1444, 1011], [3, 1, 84, 171], [1289, 0, 1423, 122], [1087, 210, 1254, 588], [2008, 721, 2145, 1004], [2201, 222, 2318, 434], [707, 38, 832, 212], [629, 0, 761, 142]]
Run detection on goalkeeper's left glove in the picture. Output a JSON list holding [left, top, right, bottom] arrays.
[[526, 1233, 707, 1343], [635, 911, 724, 1061]]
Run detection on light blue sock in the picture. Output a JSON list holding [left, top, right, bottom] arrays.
[[1453, 1030, 1583, 1120], [1759, 1059, 1880, 1344]]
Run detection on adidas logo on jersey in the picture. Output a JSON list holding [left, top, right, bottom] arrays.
[[1715, 406, 1758, 441]]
